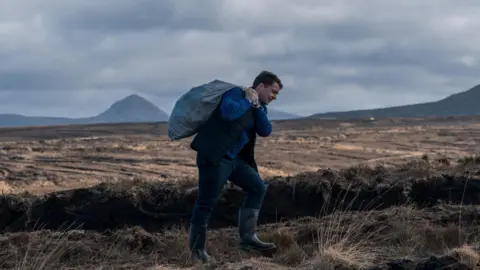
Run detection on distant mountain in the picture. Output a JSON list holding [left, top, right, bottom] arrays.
[[267, 109, 301, 120], [308, 84, 480, 119], [0, 94, 169, 127], [81, 94, 169, 124]]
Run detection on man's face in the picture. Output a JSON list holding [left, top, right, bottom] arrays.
[[257, 82, 281, 105]]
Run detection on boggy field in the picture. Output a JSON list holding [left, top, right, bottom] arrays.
[[1, 117, 480, 269]]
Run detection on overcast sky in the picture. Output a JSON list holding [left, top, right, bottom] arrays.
[[1, 1, 479, 117]]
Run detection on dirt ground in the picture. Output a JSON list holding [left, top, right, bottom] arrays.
[[1, 117, 480, 195], [1, 117, 480, 269]]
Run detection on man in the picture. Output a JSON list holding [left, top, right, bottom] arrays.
[[188, 70, 283, 262]]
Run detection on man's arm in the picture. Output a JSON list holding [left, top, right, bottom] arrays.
[[220, 87, 252, 121], [253, 106, 272, 137]]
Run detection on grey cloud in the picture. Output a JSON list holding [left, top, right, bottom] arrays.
[[56, 0, 224, 33], [0, 0, 480, 117], [0, 69, 67, 90]]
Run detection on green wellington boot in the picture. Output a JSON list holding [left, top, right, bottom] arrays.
[[238, 208, 277, 252], [188, 224, 212, 263]]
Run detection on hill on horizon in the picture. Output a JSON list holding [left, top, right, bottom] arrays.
[[0, 94, 301, 128], [3, 82, 480, 128], [0, 94, 169, 127], [308, 84, 480, 119], [84, 94, 169, 124]]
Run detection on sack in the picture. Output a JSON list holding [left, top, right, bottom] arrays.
[[168, 79, 245, 140]]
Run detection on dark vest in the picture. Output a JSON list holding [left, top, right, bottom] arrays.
[[190, 104, 258, 171]]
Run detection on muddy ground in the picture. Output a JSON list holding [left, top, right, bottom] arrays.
[[1, 157, 480, 269], [1, 157, 480, 233], [1, 117, 480, 196], [1, 118, 480, 269]]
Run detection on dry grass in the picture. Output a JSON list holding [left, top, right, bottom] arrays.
[[4, 202, 480, 269], [309, 193, 384, 268], [2, 117, 480, 268], [6, 170, 480, 269], [448, 245, 480, 269], [6, 224, 81, 270]]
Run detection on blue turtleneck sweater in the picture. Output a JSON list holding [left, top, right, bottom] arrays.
[[219, 87, 272, 159]]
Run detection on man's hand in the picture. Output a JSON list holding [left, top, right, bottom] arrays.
[[244, 88, 260, 108]]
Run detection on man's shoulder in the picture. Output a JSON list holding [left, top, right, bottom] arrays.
[[226, 86, 244, 95], [220, 87, 245, 102]]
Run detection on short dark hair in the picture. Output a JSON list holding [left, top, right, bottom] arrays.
[[252, 70, 283, 89]]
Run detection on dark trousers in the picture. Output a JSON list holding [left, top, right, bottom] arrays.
[[190, 153, 268, 228]]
